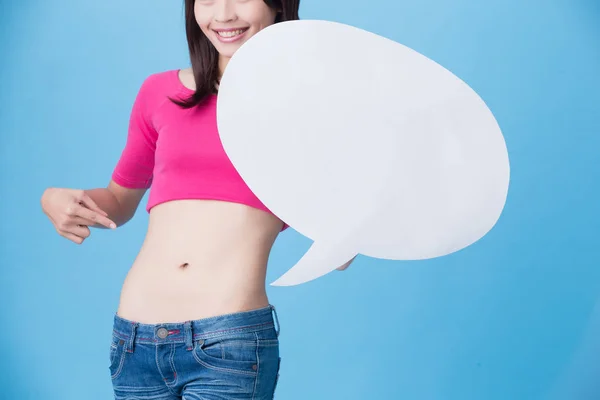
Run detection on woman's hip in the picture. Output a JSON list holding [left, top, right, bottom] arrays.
[[109, 305, 281, 399]]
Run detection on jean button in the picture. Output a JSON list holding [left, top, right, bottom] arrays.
[[157, 328, 169, 339]]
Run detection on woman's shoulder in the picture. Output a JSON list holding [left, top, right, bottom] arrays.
[[137, 69, 181, 93], [128, 68, 193, 111]]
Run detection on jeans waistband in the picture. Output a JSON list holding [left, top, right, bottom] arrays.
[[112, 305, 280, 353]]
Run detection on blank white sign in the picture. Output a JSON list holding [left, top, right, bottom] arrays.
[[217, 20, 510, 286]]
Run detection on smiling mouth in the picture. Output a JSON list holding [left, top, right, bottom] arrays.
[[214, 28, 249, 39]]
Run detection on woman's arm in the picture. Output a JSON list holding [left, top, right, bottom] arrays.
[[85, 181, 147, 228], [89, 74, 160, 227]]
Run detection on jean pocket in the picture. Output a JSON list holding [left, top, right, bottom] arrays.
[[109, 334, 126, 380], [192, 333, 259, 376]]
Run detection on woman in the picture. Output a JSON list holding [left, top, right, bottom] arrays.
[[41, 0, 352, 398]]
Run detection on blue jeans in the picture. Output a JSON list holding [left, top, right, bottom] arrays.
[[109, 305, 281, 399]]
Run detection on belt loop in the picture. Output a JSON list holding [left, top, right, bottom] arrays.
[[126, 322, 138, 353], [184, 321, 194, 351], [270, 305, 280, 338]]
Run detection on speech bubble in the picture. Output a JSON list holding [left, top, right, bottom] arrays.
[[217, 20, 510, 286]]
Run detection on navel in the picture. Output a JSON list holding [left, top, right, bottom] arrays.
[[179, 262, 190, 269]]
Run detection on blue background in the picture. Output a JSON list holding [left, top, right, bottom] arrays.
[[1, 0, 599, 399]]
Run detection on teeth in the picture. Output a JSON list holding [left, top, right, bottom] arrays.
[[217, 29, 245, 38]]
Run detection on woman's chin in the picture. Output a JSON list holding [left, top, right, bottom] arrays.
[[215, 43, 241, 59], [218, 50, 236, 59]]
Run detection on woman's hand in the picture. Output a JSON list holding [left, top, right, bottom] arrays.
[[41, 188, 116, 244]]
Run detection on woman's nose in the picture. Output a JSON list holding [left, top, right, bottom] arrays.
[[214, 0, 237, 23]]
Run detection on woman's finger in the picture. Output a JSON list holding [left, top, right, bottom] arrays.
[[56, 228, 85, 244], [69, 203, 116, 229], [69, 216, 103, 227], [60, 224, 91, 239], [76, 191, 108, 217]]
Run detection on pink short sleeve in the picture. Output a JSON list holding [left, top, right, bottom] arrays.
[[111, 77, 158, 189]]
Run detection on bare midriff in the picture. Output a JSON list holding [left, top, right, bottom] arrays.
[[116, 199, 283, 324]]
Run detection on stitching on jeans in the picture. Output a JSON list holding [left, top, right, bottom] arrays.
[[256, 340, 279, 347], [111, 344, 126, 380], [191, 341, 257, 377], [127, 323, 137, 353], [185, 321, 193, 351], [191, 351, 257, 377], [109, 337, 119, 365], [252, 332, 259, 400], [112, 331, 129, 341], [274, 357, 281, 398], [214, 339, 263, 347], [113, 392, 173, 400], [155, 344, 178, 396], [192, 322, 274, 338], [113, 322, 274, 344], [168, 343, 178, 387], [112, 385, 166, 392]]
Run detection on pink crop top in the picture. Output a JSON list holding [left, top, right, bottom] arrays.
[[111, 69, 286, 229]]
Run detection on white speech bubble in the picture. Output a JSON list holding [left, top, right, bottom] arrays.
[[217, 20, 510, 286]]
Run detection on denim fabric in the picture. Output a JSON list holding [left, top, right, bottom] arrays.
[[109, 305, 281, 399]]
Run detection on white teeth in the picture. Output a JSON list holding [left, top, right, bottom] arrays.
[[217, 29, 245, 38]]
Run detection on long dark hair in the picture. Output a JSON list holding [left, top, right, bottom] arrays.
[[173, 0, 300, 109]]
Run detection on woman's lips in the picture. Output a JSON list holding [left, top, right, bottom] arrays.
[[213, 28, 249, 43]]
